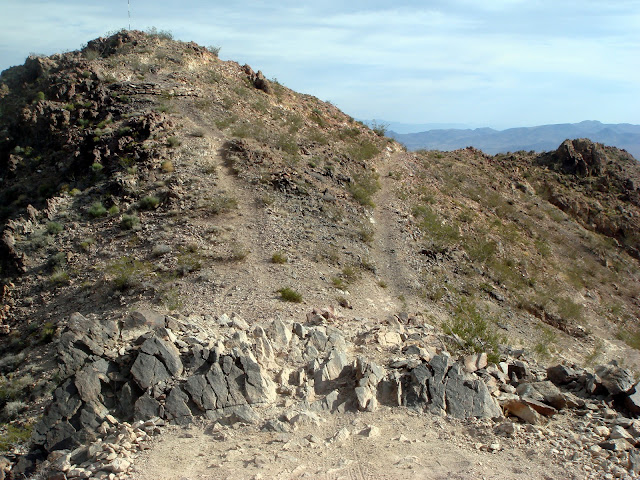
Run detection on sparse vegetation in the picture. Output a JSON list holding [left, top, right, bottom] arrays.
[[442, 298, 502, 363], [140, 195, 160, 210], [348, 171, 380, 207], [120, 214, 141, 230], [278, 287, 302, 303], [271, 252, 288, 264], [46, 221, 63, 235], [88, 201, 107, 218]]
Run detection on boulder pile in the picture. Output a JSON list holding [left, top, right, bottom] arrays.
[[23, 308, 640, 479]]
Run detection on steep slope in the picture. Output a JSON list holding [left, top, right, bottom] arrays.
[[0, 31, 640, 478]]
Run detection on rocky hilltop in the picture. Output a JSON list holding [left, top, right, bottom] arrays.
[[0, 30, 640, 479]]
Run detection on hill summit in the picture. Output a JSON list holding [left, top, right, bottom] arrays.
[[1, 30, 640, 479]]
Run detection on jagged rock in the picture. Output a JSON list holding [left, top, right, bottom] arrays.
[[405, 354, 452, 414], [600, 438, 633, 452], [520, 398, 557, 417], [131, 353, 172, 390], [240, 355, 277, 404], [555, 138, 606, 177], [626, 384, 640, 415], [508, 360, 530, 383], [595, 363, 634, 395], [253, 326, 275, 368], [134, 393, 161, 421], [164, 387, 193, 425], [262, 419, 292, 433], [268, 318, 292, 349], [139, 336, 183, 377], [125, 310, 166, 331], [516, 381, 568, 410], [503, 399, 544, 425], [353, 357, 385, 411], [314, 348, 349, 393], [445, 363, 502, 419], [463, 353, 488, 373], [74, 364, 103, 404], [546, 364, 579, 385], [58, 313, 119, 376], [208, 405, 260, 424]]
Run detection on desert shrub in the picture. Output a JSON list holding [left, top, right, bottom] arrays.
[[229, 241, 249, 261], [88, 201, 107, 218], [346, 140, 380, 162], [46, 222, 63, 235], [139, 195, 160, 210], [271, 252, 288, 264], [83, 49, 99, 60], [348, 171, 380, 207], [107, 256, 152, 291], [413, 204, 460, 246], [207, 45, 221, 57], [370, 121, 388, 137], [278, 287, 302, 303], [556, 296, 583, 322], [108, 205, 120, 216], [146, 27, 173, 40], [120, 214, 140, 230], [50, 269, 70, 286], [161, 160, 174, 173], [0, 423, 32, 451], [33, 91, 45, 102], [166, 136, 181, 148], [442, 298, 502, 363], [176, 247, 203, 276], [209, 195, 238, 214], [79, 237, 96, 251], [90, 162, 104, 174]]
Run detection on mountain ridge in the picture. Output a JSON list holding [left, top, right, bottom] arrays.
[[388, 120, 640, 159]]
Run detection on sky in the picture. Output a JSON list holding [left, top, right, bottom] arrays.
[[1, 0, 639, 130]]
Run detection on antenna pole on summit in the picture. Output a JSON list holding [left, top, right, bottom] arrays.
[[128, 0, 131, 30]]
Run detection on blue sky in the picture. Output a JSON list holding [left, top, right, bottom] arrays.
[[1, 0, 638, 129]]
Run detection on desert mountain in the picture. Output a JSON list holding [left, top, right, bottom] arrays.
[[389, 120, 640, 160], [1, 30, 640, 479]]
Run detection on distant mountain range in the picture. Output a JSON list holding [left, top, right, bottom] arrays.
[[387, 120, 640, 159]]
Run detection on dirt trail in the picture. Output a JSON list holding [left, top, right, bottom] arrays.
[[130, 407, 573, 480]]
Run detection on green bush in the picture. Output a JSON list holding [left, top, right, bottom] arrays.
[[120, 214, 140, 230], [166, 136, 181, 148], [46, 221, 63, 235], [207, 45, 221, 57], [50, 269, 70, 286], [442, 298, 502, 363], [0, 423, 33, 452], [108, 205, 120, 216], [88, 201, 107, 217], [278, 287, 302, 303], [348, 171, 380, 207], [140, 195, 160, 210], [90, 162, 104, 174], [271, 252, 288, 264], [107, 256, 152, 291]]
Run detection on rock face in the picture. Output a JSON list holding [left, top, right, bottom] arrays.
[[554, 138, 606, 177], [403, 354, 501, 419], [33, 310, 276, 453]]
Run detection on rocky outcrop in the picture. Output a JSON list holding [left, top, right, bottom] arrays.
[[554, 138, 607, 177]]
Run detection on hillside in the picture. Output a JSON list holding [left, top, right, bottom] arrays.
[[389, 120, 640, 159], [0, 31, 640, 479]]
